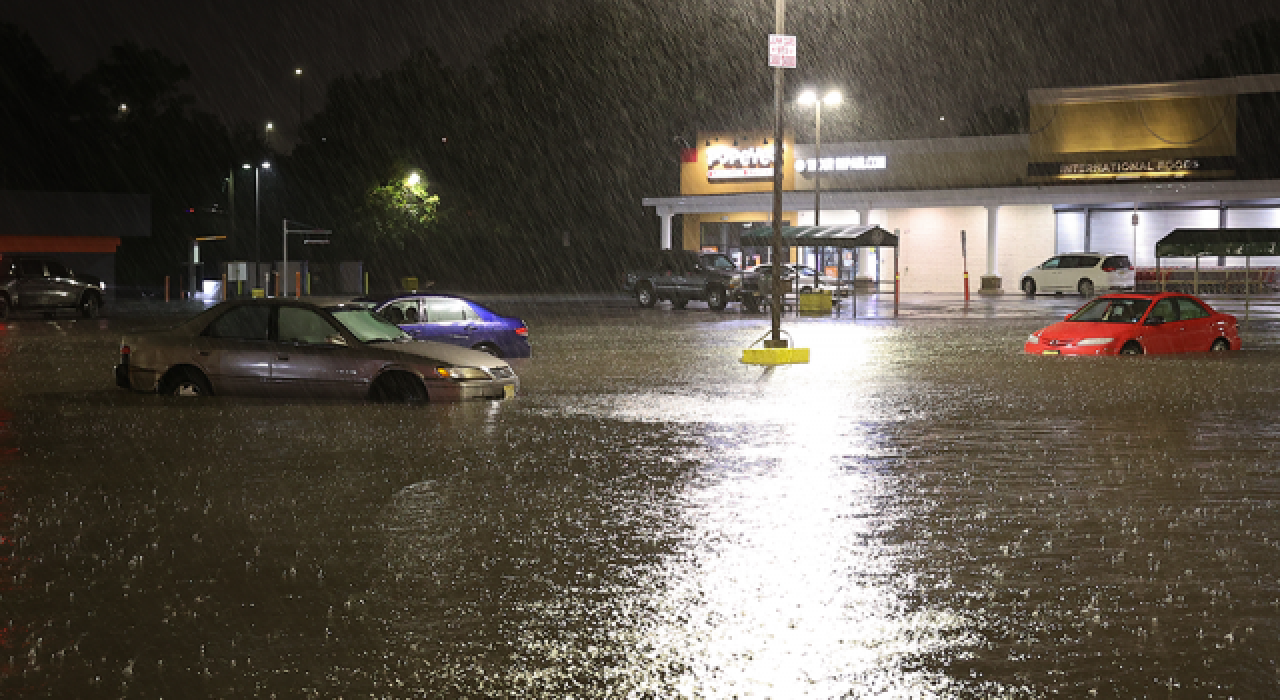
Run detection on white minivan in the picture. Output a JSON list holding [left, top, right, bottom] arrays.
[[1020, 252, 1134, 297]]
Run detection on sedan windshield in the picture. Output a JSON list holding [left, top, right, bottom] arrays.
[[1069, 298, 1151, 323], [330, 309, 411, 342]]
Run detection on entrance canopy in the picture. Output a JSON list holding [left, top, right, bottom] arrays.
[[1156, 228, 1280, 257], [740, 224, 898, 248]]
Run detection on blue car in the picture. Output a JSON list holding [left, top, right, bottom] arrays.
[[362, 294, 532, 358]]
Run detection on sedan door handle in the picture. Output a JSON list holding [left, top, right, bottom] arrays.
[[277, 354, 290, 361], [198, 351, 210, 357]]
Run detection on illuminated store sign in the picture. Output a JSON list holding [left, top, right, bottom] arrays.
[[1059, 159, 1201, 175], [1028, 157, 1234, 178], [795, 156, 887, 173], [706, 145, 774, 180]]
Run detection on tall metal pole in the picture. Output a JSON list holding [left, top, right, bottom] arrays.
[[295, 68, 304, 144], [282, 219, 289, 297], [813, 99, 822, 292], [769, 0, 786, 345], [254, 167, 261, 266], [228, 168, 236, 249]]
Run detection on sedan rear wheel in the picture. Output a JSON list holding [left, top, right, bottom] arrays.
[[1078, 279, 1095, 298], [1120, 341, 1143, 355], [1210, 338, 1230, 352], [1021, 278, 1036, 297]]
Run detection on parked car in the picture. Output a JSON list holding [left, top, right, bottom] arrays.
[[746, 263, 848, 295], [1024, 292, 1240, 355], [114, 299, 518, 402], [0, 253, 106, 320], [358, 293, 531, 358], [1020, 252, 1134, 297]]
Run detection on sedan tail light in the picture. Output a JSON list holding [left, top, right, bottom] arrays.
[[515, 325, 529, 337], [119, 345, 131, 356]]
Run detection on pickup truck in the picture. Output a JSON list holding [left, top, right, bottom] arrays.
[[622, 250, 763, 312]]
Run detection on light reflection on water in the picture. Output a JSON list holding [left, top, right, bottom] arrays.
[[542, 326, 996, 697]]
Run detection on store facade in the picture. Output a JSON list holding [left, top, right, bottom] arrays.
[[643, 75, 1280, 294]]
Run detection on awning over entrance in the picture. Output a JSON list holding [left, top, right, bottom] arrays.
[[739, 224, 898, 248], [1156, 228, 1280, 257]]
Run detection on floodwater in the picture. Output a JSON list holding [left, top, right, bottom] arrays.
[[2, 295, 1280, 698]]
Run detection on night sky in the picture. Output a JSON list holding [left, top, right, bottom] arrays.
[[2, 0, 1278, 143]]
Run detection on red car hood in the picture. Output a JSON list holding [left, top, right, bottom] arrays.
[[1034, 320, 1129, 341]]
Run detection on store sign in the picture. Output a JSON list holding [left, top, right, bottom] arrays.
[[1058, 159, 1202, 175], [706, 144, 775, 180], [768, 34, 796, 69], [795, 156, 887, 173]]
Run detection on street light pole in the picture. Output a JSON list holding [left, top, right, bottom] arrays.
[[769, 0, 786, 346], [799, 89, 841, 291], [246, 161, 271, 275], [295, 68, 303, 143]]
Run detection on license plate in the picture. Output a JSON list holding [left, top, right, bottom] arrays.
[[504, 383, 515, 399], [1042, 350, 1060, 355]]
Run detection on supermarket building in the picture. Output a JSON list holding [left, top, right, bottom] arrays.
[[642, 74, 1280, 293]]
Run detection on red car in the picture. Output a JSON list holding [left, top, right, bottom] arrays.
[[1024, 293, 1241, 356]]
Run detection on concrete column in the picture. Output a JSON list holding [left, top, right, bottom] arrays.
[[658, 207, 674, 250], [980, 204, 1003, 295], [856, 206, 874, 290]]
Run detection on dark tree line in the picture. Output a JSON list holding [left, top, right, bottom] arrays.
[[0, 24, 269, 287]]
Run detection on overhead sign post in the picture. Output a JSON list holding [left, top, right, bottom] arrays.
[[282, 219, 332, 297]]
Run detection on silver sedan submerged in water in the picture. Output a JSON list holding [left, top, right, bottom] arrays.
[[114, 299, 518, 402]]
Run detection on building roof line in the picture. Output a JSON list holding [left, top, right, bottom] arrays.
[[643, 179, 1280, 213], [1029, 74, 1280, 105]]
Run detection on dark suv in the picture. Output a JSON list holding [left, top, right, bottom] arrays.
[[0, 254, 106, 320], [623, 250, 761, 311]]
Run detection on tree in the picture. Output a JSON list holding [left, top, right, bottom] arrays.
[[0, 22, 75, 190], [357, 175, 440, 250]]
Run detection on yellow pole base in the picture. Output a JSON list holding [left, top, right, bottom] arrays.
[[741, 347, 810, 365]]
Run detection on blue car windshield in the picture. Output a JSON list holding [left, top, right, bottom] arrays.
[[330, 309, 410, 342], [1069, 298, 1151, 323]]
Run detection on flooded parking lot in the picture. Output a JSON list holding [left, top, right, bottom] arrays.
[[3, 294, 1280, 697]]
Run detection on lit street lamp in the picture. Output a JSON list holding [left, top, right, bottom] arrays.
[[798, 89, 842, 290]]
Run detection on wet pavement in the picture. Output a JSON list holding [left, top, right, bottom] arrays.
[[2, 293, 1280, 697]]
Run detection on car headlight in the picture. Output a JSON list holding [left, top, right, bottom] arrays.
[[1077, 337, 1115, 346], [1027, 333, 1041, 344], [436, 366, 491, 381]]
